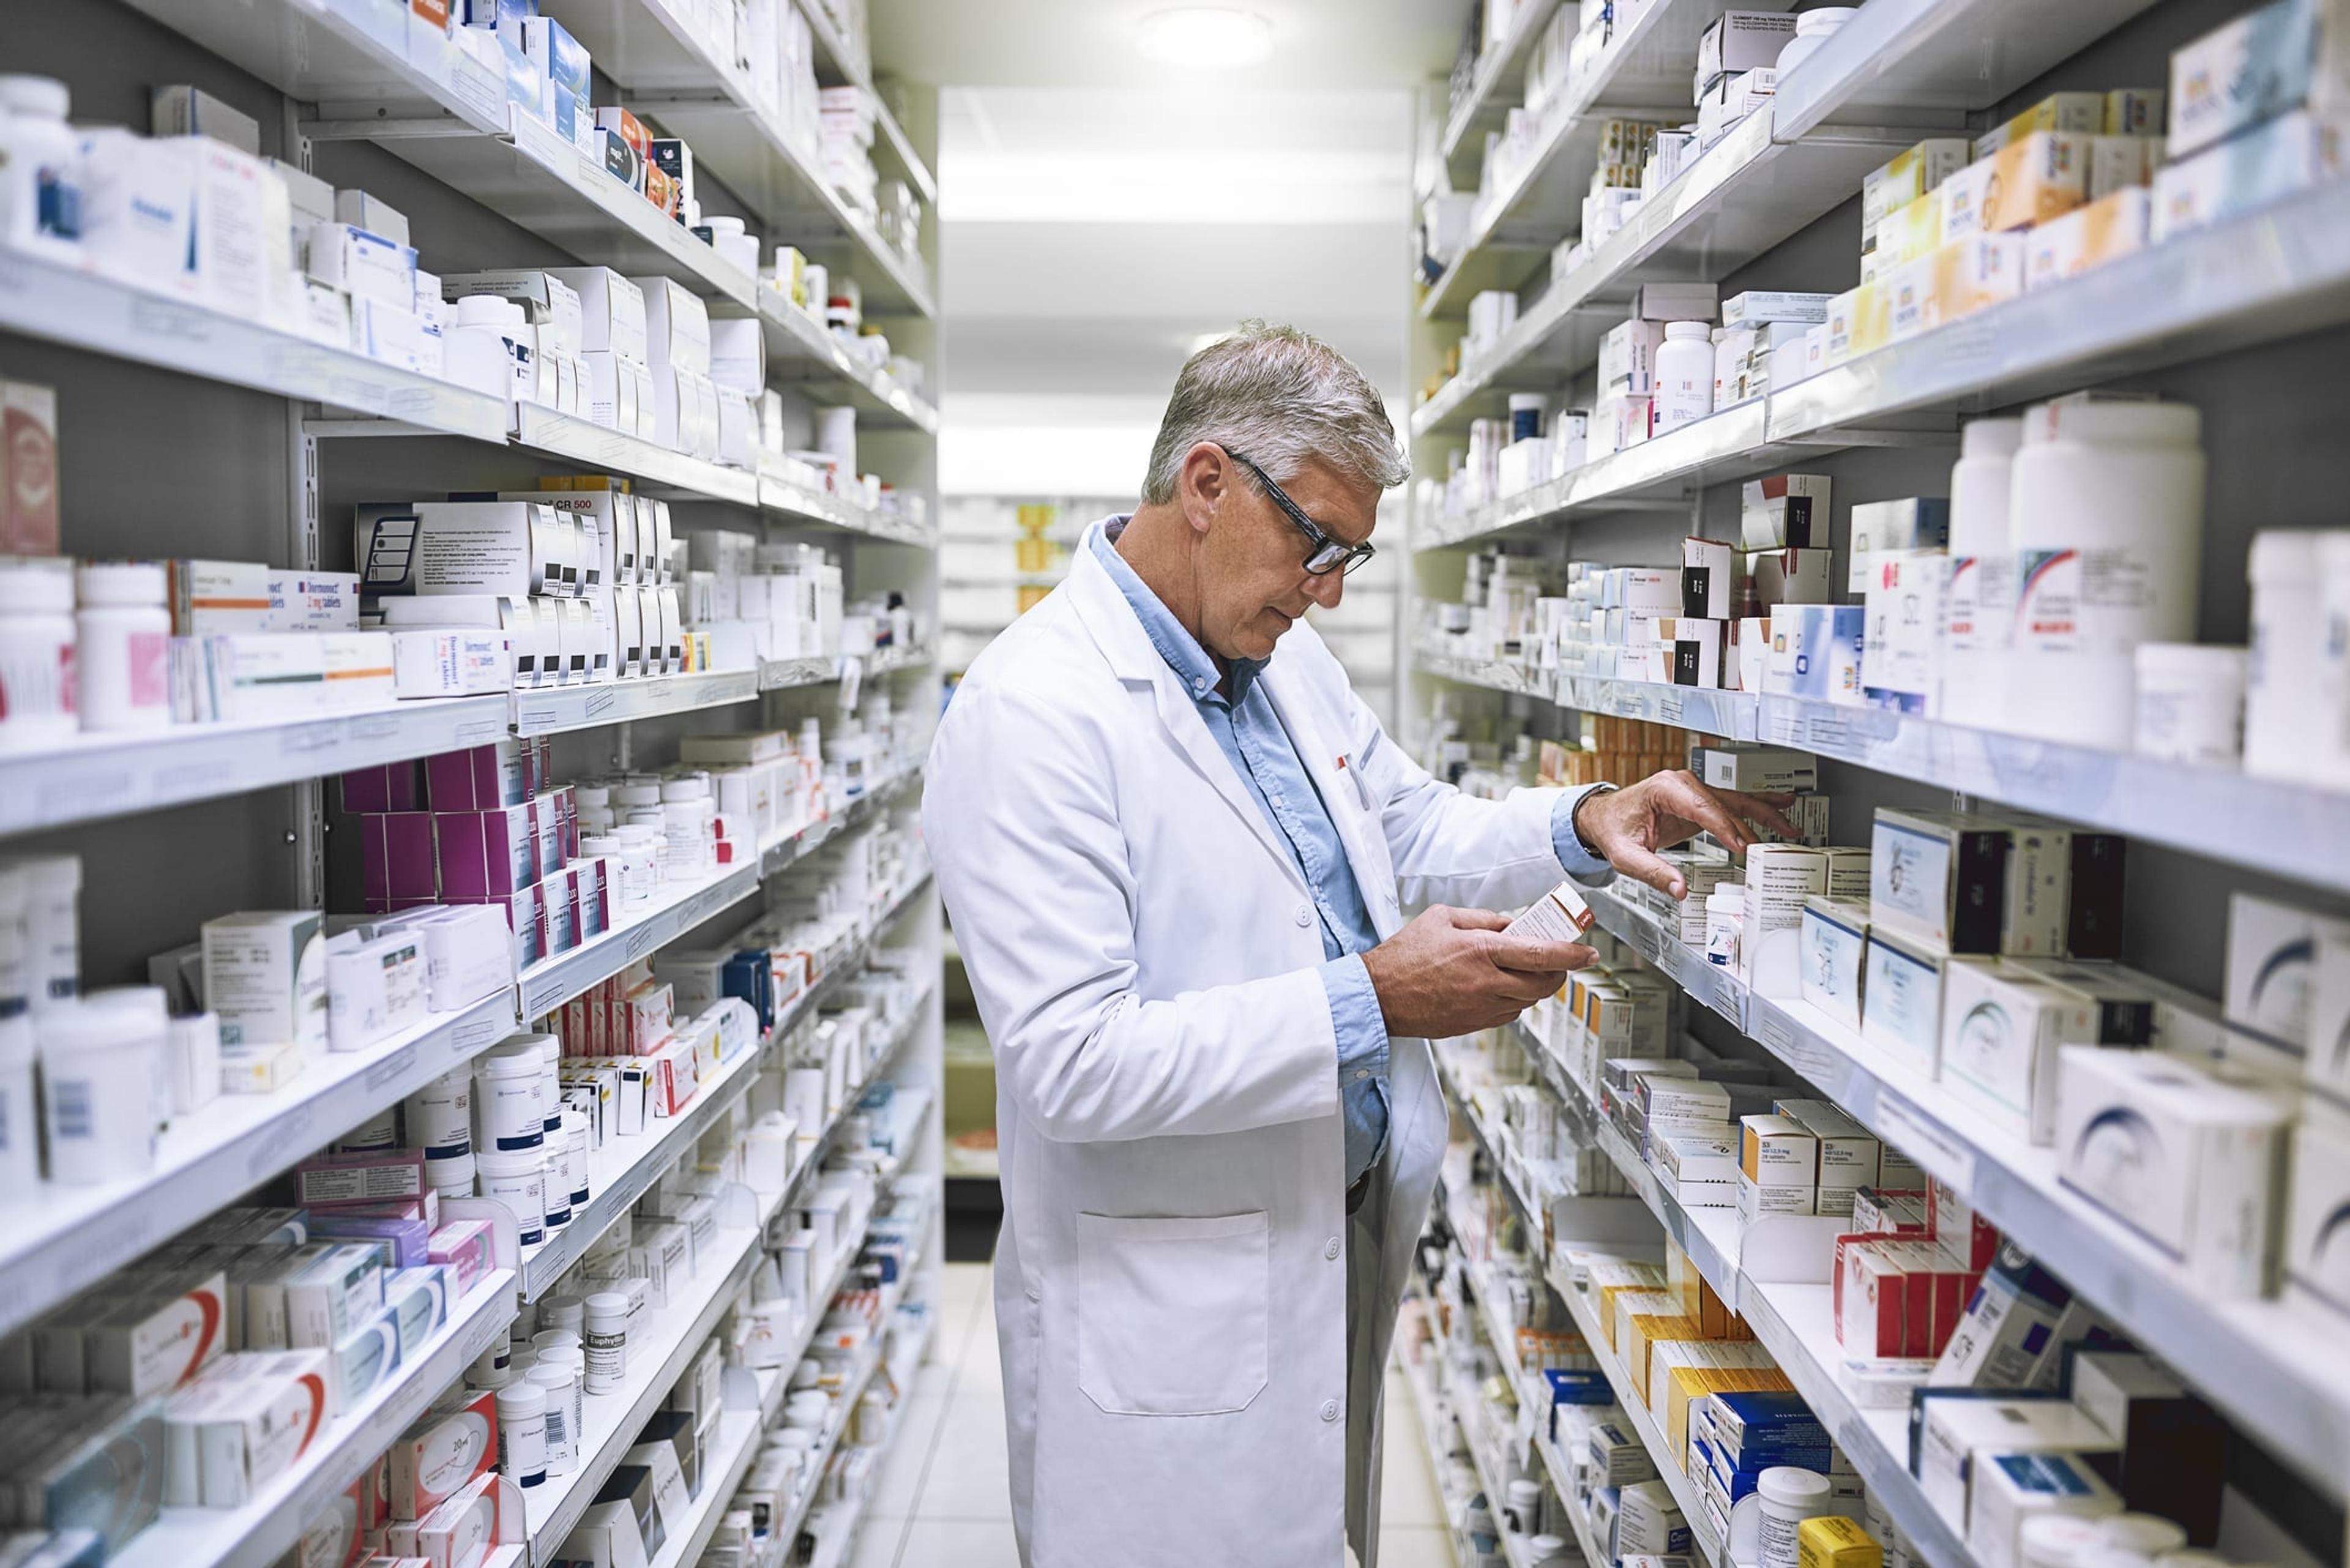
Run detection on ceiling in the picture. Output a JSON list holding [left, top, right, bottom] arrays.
[[874, 0, 1464, 89]]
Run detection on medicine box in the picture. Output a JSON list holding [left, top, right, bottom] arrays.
[[2024, 188, 2151, 292], [1848, 499, 1950, 592], [2224, 890, 2334, 1047], [1870, 809, 2011, 952], [1862, 140, 1971, 244], [1860, 931, 1955, 1078], [203, 911, 328, 1051], [1767, 604, 1865, 702], [1966, 1452, 2119, 1568], [1937, 963, 2087, 1143], [1975, 93, 2106, 158], [1914, 1392, 2116, 1534], [1700, 745, 1818, 793], [2168, 0, 2350, 160], [1740, 474, 1832, 550], [1800, 897, 1868, 1030], [2055, 1046, 2290, 1296], [1744, 547, 1833, 606], [1865, 551, 1945, 715]]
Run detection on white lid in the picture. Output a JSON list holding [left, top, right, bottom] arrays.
[[531, 1328, 581, 1351], [81, 985, 168, 1020], [562, 1109, 588, 1137], [75, 561, 166, 607], [2021, 1517, 2111, 1568], [2101, 1518, 2190, 1555], [0, 77, 69, 120], [526, 1362, 576, 1391], [706, 215, 746, 236], [542, 1344, 585, 1370], [494, 1380, 545, 1416], [616, 783, 663, 805], [1960, 417, 2025, 461], [584, 1290, 629, 1321], [476, 1047, 540, 1078], [580, 834, 621, 853], [1506, 1478, 1543, 1502], [455, 294, 524, 327], [474, 1145, 546, 1174], [575, 784, 611, 806], [1508, 393, 1549, 411], [2249, 528, 2322, 579], [37, 999, 162, 1054], [2024, 397, 2200, 448], [2133, 641, 2245, 678], [428, 1148, 475, 1187], [660, 776, 708, 801], [1756, 1466, 1832, 1507], [1795, 7, 1857, 31], [543, 1293, 583, 1323], [1665, 319, 1712, 340], [0, 561, 73, 616]]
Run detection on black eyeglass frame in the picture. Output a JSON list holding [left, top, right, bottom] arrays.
[[1222, 448, 1377, 577]]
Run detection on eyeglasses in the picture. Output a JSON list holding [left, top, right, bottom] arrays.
[[1224, 449, 1376, 577]]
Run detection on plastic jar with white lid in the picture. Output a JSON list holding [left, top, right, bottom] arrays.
[[0, 561, 76, 752], [334, 1105, 399, 1154], [81, 984, 170, 1130], [2021, 1517, 2111, 1568], [532, 1328, 581, 1354], [614, 782, 663, 809], [528, 1361, 580, 1475], [1502, 1477, 1543, 1534], [476, 1146, 546, 1245], [1756, 1466, 1832, 1568], [2314, 532, 2350, 787], [1526, 1539, 1572, 1568], [1704, 885, 1745, 968], [584, 1292, 629, 1393], [37, 997, 163, 1184], [2244, 529, 2331, 780], [521, 1032, 561, 1137], [1653, 320, 1716, 433], [2100, 1518, 2188, 1556], [2004, 398, 2206, 749], [469, 1340, 513, 1391], [475, 1041, 545, 1151], [1507, 394, 1548, 444], [406, 1069, 471, 1161], [428, 1146, 476, 1200], [0, 76, 80, 248], [2132, 643, 2245, 766], [541, 1294, 585, 1336], [1941, 417, 2026, 728], [75, 562, 169, 732], [494, 1381, 547, 1488], [562, 1109, 590, 1208], [1774, 7, 1857, 73]]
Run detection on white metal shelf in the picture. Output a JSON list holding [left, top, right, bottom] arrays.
[[759, 769, 924, 878], [111, 1270, 519, 1568], [519, 861, 763, 1020], [0, 248, 509, 439], [512, 668, 760, 737], [1439, 0, 1567, 167], [1419, 0, 1741, 319], [757, 293, 940, 434], [310, 405, 765, 509], [1566, 881, 2350, 1507], [1415, 649, 2350, 895], [761, 463, 938, 545], [798, 1311, 940, 1568], [790, 0, 938, 206], [645, 1398, 771, 1568], [0, 695, 510, 840], [122, 0, 505, 127], [0, 988, 515, 1341]]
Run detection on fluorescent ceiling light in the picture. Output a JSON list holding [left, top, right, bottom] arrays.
[[1138, 8, 1274, 66]]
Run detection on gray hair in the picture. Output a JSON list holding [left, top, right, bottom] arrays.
[[1141, 321, 1409, 505]]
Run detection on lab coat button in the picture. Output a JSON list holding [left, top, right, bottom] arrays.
[[1324, 1237, 1341, 1260], [1294, 905, 1312, 927], [1320, 1400, 1340, 1422]]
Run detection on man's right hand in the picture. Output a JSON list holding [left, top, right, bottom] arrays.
[[1360, 905, 1594, 1039]]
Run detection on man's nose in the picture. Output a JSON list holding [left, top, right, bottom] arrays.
[[1304, 569, 1343, 610]]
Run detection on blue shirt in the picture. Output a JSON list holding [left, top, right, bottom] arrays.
[[1091, 522, 1613, 1188]]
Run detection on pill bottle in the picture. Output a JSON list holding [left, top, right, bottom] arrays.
[[1704, 885, 1745, 968], [1940, 417, 2024, 728], [469, 1340, 513, 1391], [0, 560, 75, 751], [1503, 1477, 1544, 1534], [476, 1146, 547, 1245], [2132, 643, 2245, 766], [2244, 529, 2328, 780], [429, 1147, 476, 1201], [542, 1294, 586, 1337], [1508, 394, 1547, 444], [528, 1361, 581, 1475], [2020, 1516, 2109, 1568], [494, 1381, 547, 1488], [0, 76, 80, 248], [1756, 1465, 1832, 1568], [475, 1043, 545, 1151], [407, 1069, 472, 1160], [1527, 1538, 1573, 1568], [1713, 328, 1757, 411], [1774, 7, 1857, 73], [2005, 398, 2204, 749], [1653, 321, 1716, 433], [2099, 1518, 2188, 1556], [334, 1105, 400, 1154], [584, 1291, 630, 1392], [75, 562, 168, 732], [532, 1327, 581, 1355], [37, 996, 164, 1184]]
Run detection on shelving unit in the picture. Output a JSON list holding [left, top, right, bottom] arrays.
[[0, 3, 946, 1564]]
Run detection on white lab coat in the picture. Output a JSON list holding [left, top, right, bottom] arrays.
[[923, 528, 1588, 1567]]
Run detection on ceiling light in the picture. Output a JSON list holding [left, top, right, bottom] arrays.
[[1138, 8, 1274, 66]]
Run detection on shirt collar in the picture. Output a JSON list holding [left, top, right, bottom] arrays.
[[1090, 518, 1266, 704]]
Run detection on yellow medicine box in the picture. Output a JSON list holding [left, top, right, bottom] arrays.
[[1974, 91, 2104, 157], [1799, 1515, 1884, 1568]]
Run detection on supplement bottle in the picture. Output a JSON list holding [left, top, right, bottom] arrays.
[[1652, 321, 1716, 433]]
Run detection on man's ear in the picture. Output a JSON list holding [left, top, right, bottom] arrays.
[[1177, 442, 1230, 537]]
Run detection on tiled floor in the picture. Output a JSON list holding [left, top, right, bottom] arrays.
[[846, 1263, 1458, 1567]]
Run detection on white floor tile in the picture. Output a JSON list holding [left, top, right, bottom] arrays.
[[1379, 1409, 1447, 1529], [867, 1392, 952, 1520], [1376, 1525, 1459, 1568], [845, 1515, 909, 1568], [916, 1392, 1015, 1520], [896, 1518, 1024, 1567]]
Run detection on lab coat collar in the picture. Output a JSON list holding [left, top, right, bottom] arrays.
[[1064, 521, 1307, 890]]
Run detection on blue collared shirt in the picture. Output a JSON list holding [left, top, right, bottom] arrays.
[[1091, 521, 1612, 1188]]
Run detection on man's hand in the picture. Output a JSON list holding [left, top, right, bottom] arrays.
[[1360, 905, 1594, 1039], [1573, 770, 1799, 900]]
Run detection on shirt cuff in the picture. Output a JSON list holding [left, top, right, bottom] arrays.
[[1321, 954, 1391, 1076], [1550, 785, 1620, 887]]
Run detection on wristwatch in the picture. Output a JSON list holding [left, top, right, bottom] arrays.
[[1571, 783, 1618, 859]]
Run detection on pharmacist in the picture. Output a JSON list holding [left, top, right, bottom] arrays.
[[925, 324, 1792, 1568]]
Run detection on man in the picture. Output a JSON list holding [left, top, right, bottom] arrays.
[[923, 323, 1792, 1567]]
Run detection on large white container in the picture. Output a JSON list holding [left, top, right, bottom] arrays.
[[2004, 399, 2205, 748], [2244, 529, 2335, 780], [1939, 417, 2024, 728], [1652, 321, 1715, 433], [75, 562, 170, 732]]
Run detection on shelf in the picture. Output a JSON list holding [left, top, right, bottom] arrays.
[[1415, 650, 2350, 895], [525, 1220, 765, 1555], [0, 988, 515, 1340], [756, 294, 939, 434], [310, 406, 764, 510], [761, 462, 936, 545], [1419, 0, 1744, 319], [1559, 879, 2350, 1508], [112, 1270, 520, 1568], [0, 247, 509, 440], [646, 1401, 767, 1568], [519, 861, 763, 1019], [799, 1314, 939, 1568], [759, 767, 924, 878], [0, 696, 511, 840], [121, 0, 505, 128], [1440, 0, 1568, 167], [761, 654, 837, 690], [1412, 108, 1915, 439], [791, 0, 938, 206], [511, 668, 760, 737]]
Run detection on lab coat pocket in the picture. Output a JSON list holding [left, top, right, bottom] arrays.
[[1075, 1210, 1269, 1417]]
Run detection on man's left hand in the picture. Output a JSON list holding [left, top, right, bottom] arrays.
[[1573, 771, 1799, 899]]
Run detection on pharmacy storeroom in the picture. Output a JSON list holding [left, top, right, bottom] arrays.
[[13, 0, 2350, 1566]]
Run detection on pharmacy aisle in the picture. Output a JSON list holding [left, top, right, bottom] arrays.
[[1403, 2, 2350, 1568], [0, 0, 946, 1563]]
